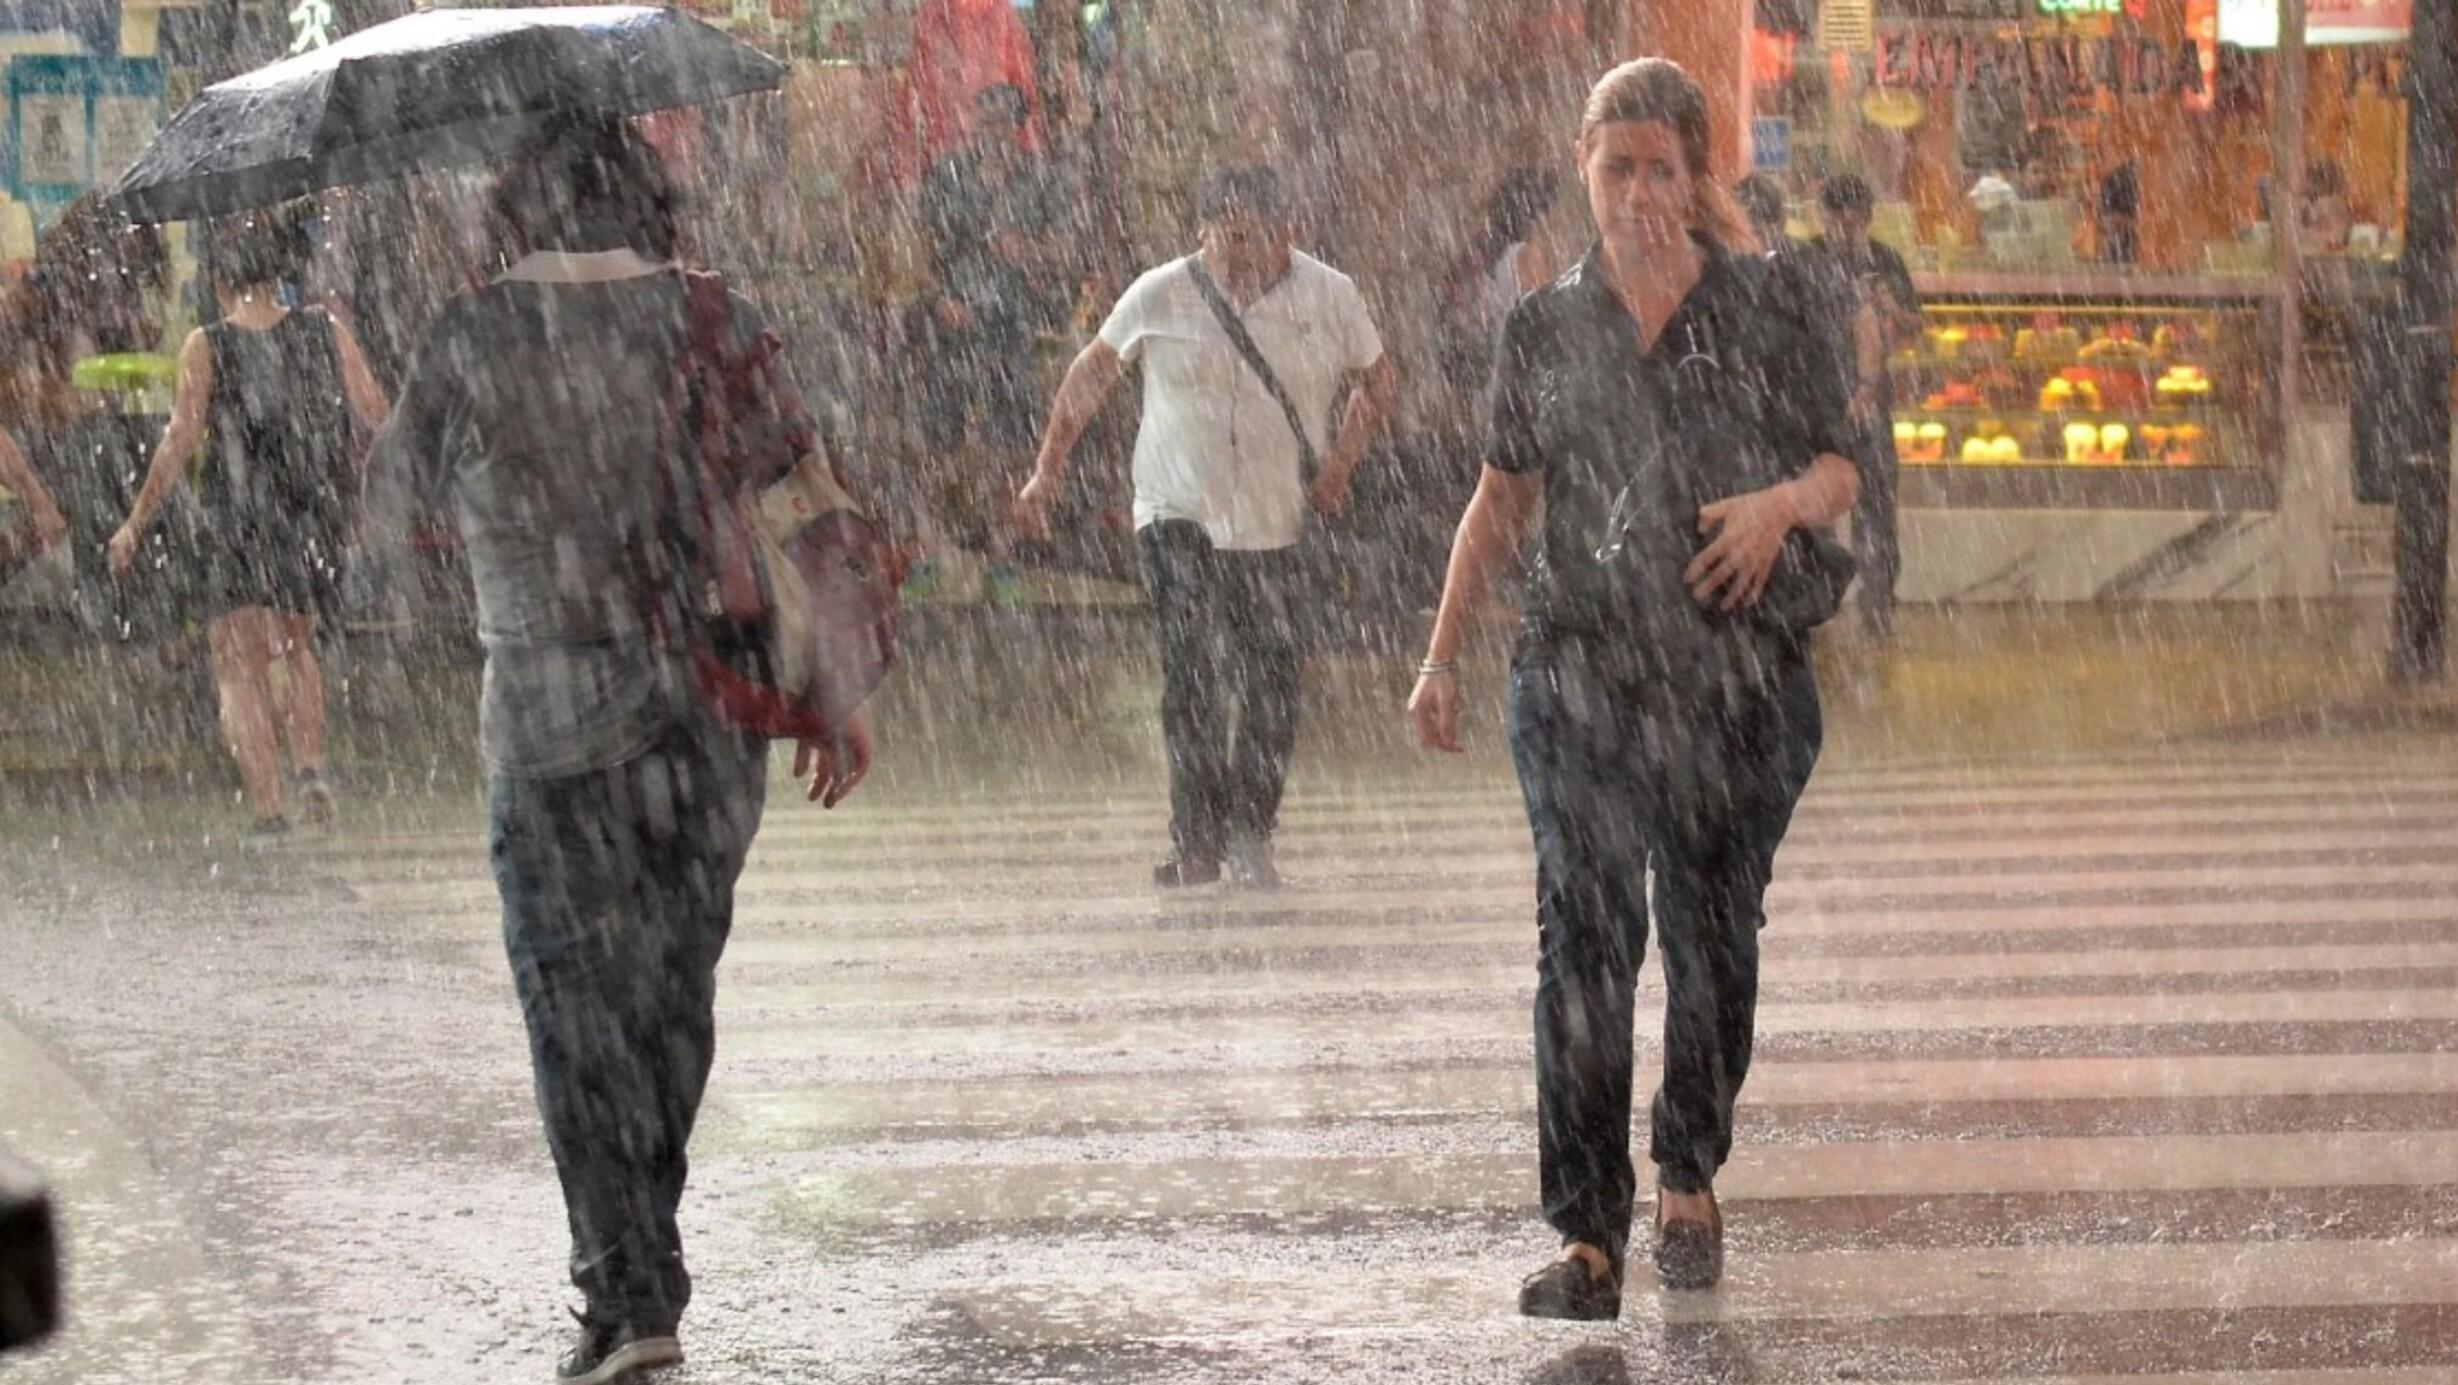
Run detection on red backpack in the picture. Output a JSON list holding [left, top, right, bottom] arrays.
[[656, 271, 901, 743]]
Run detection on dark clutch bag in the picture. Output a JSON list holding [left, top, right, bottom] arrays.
[[1752, 526, 1858, 635]]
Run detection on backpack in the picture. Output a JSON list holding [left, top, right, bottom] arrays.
[[653, 271, 901, 743]]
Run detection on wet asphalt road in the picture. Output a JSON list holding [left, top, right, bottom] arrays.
[[5, 731, 2458, 1384]]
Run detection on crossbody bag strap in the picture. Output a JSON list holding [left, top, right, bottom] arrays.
[[1185, 257, 1319, 478]]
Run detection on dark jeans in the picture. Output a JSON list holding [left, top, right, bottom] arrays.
[[1853, 412, 1902, 633], [489, 715, 768, 1332], [1138, 520, 1303, 864], [1506, 638, 1822, 1274]]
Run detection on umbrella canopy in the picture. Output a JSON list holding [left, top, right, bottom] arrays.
[[113, 6, 784, 222]]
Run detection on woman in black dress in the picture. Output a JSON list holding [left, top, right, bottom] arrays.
[[109, 212, 390, 845], [1408, 58, 1863, 1315]]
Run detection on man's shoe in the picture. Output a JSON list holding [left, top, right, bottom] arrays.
[[556, 1312, 681, 1385], [1654, 1189, 1724, 1291], [1224, 836, 1281, 890], [1152, 855, 1221, 888], [1518, 1254, 1621, 1321]]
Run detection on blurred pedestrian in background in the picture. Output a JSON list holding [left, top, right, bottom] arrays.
[[108, 209, 389, 846], [1438, 167, 1575, 395], [0, 196, 170, 612], [1797, 173, 1917, 640], [918, 81, 1066, 607]]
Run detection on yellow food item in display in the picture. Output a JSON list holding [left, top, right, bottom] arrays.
[[2099, 423, 2129, 462], [1987, 436, 2023, 464], [1961, 436, 1991, 463], [2063, 422, 2099, 465]]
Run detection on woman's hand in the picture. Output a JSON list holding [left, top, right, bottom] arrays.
[[1686, 483, 1801, 612], [105, 523, 142, 577], [1408, 671, 1465, 754], [795, 708, 874, 808]]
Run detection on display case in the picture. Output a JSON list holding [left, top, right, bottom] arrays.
[[1892, 275, 2282, 510]]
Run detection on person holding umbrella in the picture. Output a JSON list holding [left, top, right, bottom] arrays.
[[356, 114, 873, 1385], [114, 14, 860, 1380], [1408, 58, 1860, 1312]]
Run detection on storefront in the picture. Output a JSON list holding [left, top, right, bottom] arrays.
[[1742, 0, 2422, 602]]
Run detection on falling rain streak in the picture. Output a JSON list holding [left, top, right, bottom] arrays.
[[0, 1, 2455, 1383]]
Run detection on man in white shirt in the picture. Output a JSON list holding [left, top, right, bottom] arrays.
[[1017, 165, 1397, 887]]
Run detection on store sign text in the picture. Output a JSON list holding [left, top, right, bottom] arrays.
[[1874, 32, 2205, 98]]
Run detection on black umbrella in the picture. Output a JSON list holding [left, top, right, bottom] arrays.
[[113, 5, 784, 223]]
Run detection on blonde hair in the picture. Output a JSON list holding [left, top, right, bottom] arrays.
[[1579, 58, 1758, 254]]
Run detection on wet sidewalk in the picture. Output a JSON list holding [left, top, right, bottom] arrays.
[[4, 598, 2458, 1383], [5, 734, 2458, 1383]]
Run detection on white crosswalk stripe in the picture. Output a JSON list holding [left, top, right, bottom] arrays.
[[326, 752, 2458, 1382]]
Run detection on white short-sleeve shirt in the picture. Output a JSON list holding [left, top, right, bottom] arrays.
[[1097, 251, 1385, 551]]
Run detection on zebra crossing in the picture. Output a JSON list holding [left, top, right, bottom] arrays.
[[328, 747, 2458, 1382]]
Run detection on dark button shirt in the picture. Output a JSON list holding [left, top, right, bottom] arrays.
[[1488, 236, 1860, 680]]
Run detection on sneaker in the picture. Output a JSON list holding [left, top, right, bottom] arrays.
[[1518, 1253, 1621, 1321], [296, 769, 336, 827], [241, 816, 291, 852], [1152, 855, 1221, 888], [1224, 836, 1280, 890], [556, 1311, 681, 1385], [985, 563, 1030, 611]]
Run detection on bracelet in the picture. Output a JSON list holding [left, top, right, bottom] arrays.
[[1416, 659, 1459, 678]]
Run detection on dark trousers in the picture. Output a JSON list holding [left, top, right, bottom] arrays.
[[1506, 641, 1821, 1274], [1853, 412, 1902, 633], [489, 716, 767, 1332], [1138, 520, 1303, 864]]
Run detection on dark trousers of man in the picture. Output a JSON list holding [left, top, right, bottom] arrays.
[[490, 715, 767, 1333], [1853, 411, 1903, 636], [1506, 637, 1822, 1277], [1138, 520, 1303, 866]]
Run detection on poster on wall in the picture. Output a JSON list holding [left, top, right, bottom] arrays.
[[91, 59, 165, 185], [6, 55, 164, 220], [8, 56, 91, 207], [16, 91, 84, 187]]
